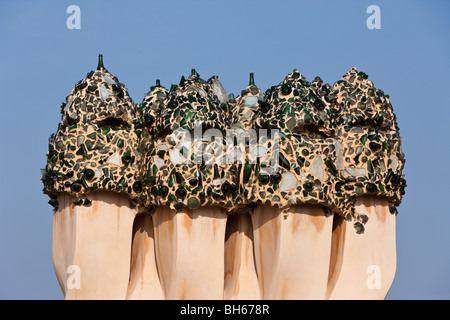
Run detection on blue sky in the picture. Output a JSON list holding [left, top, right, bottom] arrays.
[[0, 0, 449, 299]]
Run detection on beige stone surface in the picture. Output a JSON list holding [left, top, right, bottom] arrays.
[[52, 195, 396, 300], [223, 213, 260, 300], [53, 191, 136, 300], [252, 204, 333, 299], [126, 213, 164, 300], [326, 196, 396, 299], [152, 206, 227, 299]]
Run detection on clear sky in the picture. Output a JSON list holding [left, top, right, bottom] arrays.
[[0, 0, 449, 299]]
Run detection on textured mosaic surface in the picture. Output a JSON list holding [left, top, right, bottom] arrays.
[[247, 69, 406, 232], [329, 68, 405, 231], [42, 55, 142, 209], [139, 71, 239, 212], [42, 55, 406, 232]]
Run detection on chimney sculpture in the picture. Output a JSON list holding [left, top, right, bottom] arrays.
[[43, 55, 405, 300]]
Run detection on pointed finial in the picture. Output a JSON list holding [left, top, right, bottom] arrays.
[[97, 54, 104, 70], [191, 69, 197, 76], [249, 73, 255, 86], [150, 79, 162, 91]]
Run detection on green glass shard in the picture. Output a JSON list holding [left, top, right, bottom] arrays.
[[97, 54, 104, 70], [360, 134, 368, 144], [249, 73, 255, 86], [243, 162, 252, 183], [367, 159, 374, 174]]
